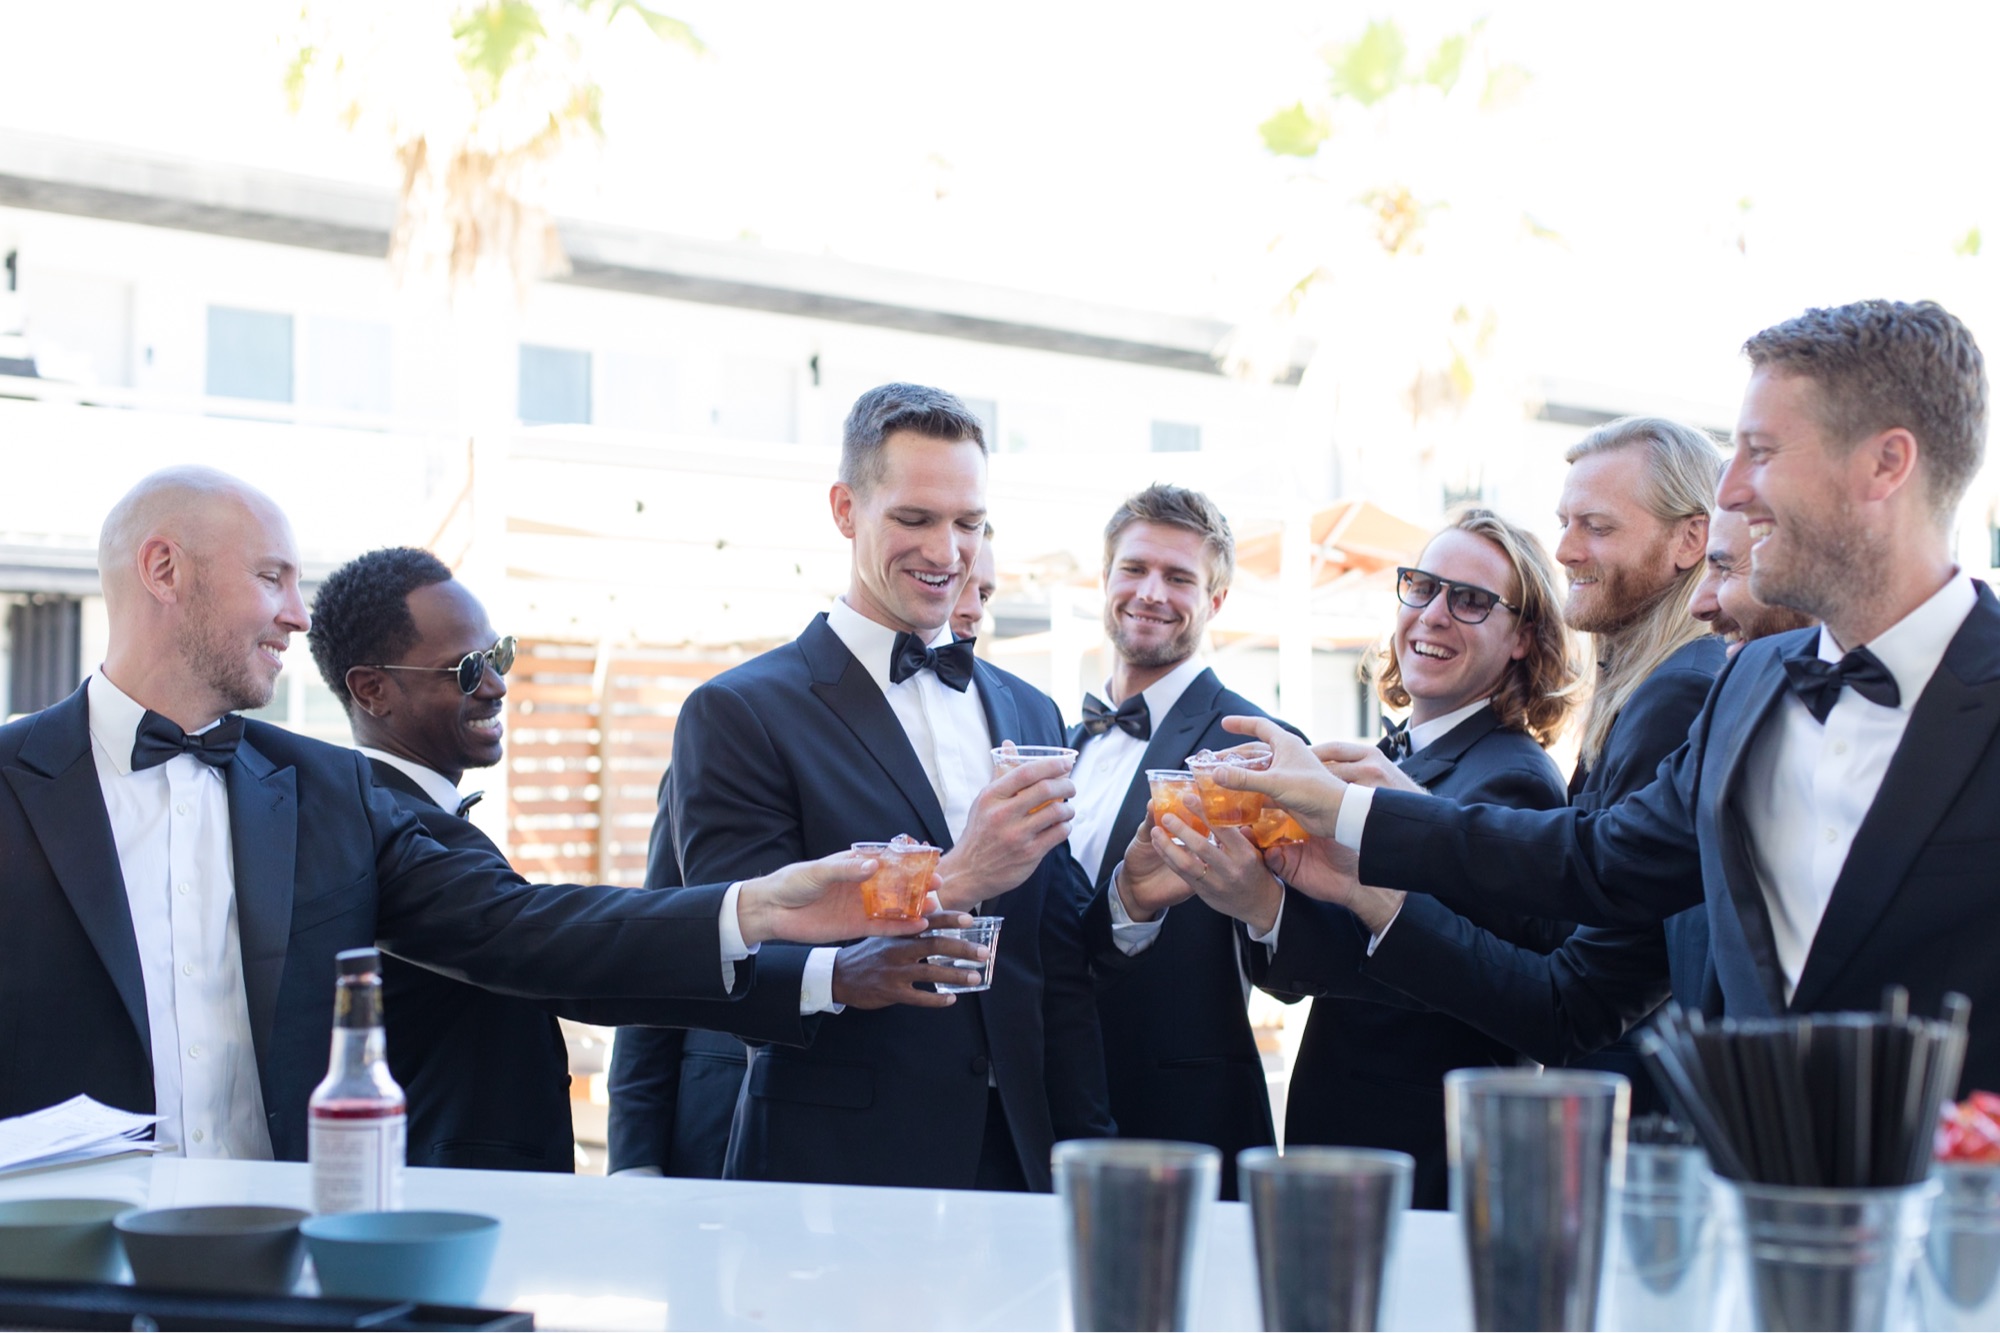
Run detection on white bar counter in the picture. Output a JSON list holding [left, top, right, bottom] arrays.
[[0, 1156, 1473, 1330]]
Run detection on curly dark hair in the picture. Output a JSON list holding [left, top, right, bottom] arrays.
[[308, 547, 454, 713]]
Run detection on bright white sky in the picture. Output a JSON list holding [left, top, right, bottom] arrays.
[[2, 0, 1998, 410]]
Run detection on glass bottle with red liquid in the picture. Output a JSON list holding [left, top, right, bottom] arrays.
[[308, 947, 406, 1213]]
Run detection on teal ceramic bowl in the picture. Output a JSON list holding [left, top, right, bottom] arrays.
[[0, 1198, 132, 1281], [114, 1204, 309, 1294], [301, 1211, 500, 1304]]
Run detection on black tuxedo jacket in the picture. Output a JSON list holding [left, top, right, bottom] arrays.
[[0, 683, 774, 1160], [1068, 669, 1293, 1201], [667, 614, 1116, 1192], [369, 762, 574, 1173], [1359, 584, 2000, 1092], [1357, 638, 1726, 1072], [607, 767, 747, 1178], [1259, 707, 1570, 1208]]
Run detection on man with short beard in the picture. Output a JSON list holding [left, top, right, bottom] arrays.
[[1219, 299, 2000, 1095], [1062, 484, 1298, 1200]]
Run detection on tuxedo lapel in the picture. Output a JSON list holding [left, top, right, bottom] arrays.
[[1092, 670, 1222, 891], [366, 759, 437, 809], [1792, 594, 2000, 1009], [800, 617, 952, 849], [1398, 707, 1502, 788], [6, 685, 150, 1054], [973, 660, 1024, 753], [1706, 642, 1796, 1015], [226, 735, 297, 1076]]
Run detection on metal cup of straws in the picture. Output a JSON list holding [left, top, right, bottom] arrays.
[[1713, 1176, 1936, 1332]]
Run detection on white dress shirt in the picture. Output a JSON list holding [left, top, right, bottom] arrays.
[[86, 673, 272, 1161], [1069, 656, 1208, 884], [798, 599, 995, 1012], [355, 748, 755, 991], [1739, 574, 1975, 997]]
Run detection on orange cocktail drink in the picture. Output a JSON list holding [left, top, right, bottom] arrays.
[[1186, 745, 1270, 828], [1145, 769, 1212, 840], [852, 835, 941, 920]]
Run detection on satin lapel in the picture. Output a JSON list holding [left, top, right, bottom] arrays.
[[1792, 597, 2000, 1010], [7, 687, 150, 1053], [225, 737, 298, 1076], [1092, 671, 1221, 892], [1706, 643, 1795, 1015], [1398, 707, 1502, 788], [800, 617, 952, 850], [973, 660, 1024, 752]]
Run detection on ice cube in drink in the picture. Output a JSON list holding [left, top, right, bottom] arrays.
[[853, 835, 941, 920]]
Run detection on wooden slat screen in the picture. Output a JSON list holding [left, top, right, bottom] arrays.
[[504, 638, 744, 884]]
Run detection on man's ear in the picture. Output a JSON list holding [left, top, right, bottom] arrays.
[[830, 482, 858, 539], [1858, 426, 1921, 503], [135, 536, 185, 606], [1672, 512, 1710, 574], [344, 666, 393, 719]]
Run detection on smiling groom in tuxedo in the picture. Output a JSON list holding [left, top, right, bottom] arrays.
[[665, 383, 1115, 1191]]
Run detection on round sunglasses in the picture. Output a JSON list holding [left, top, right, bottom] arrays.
[[370, 635, 517, 694], [1394, 568, 1520, 625]]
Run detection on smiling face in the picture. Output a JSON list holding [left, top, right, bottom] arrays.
[[1689, 508, 1817, 652], [1554, 446, 1701, 633], [1102, 521, 1225, 672], [176, 495, 308, 714], [373, 580, 507, 780], [1721, 367, 1881, 625], [1393, 527, 1531, 724], [833, 431, 988, 636], [951, 541, 997, 640]]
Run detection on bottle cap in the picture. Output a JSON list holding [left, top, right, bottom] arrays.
[[335, 947, 380, 978]]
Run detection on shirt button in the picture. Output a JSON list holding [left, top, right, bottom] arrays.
[[182, 963, 196, 977], [1832, 741, 1848, 757], [191, 1129, 205, 1144], [1823, 827, 1839, 844], [176, 882, 190, 896], [175, 802, 189, 816], [188, 1044, 202, 1059]]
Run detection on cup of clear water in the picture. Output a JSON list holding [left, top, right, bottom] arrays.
[[923, 915, 1003, 993]]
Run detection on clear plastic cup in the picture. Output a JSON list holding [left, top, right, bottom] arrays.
[[1145, 769, 1212, 840], [922, 915, 1004, 993], [851, 837, 940, 920], [991, 745, 1078, 813]]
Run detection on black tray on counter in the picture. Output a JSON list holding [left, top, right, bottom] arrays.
[[0, 1277, 533, 1330]]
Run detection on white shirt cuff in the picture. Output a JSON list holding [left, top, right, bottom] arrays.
[[1365, 895, 1406, 956], [610, 1165, 664, 1178], [718, 881, 758, 991], [799, 946, 845, 1015], [1246, 884, 1285, 950], [1334, 783, 1375, 850], [1107, 865, 1167, 956]]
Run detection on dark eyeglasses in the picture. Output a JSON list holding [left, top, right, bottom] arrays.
[[372, 635, 517, 694], [1395, 568, 1520, 625]]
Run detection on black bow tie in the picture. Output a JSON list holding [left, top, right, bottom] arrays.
[[1782, 645, 1901, 724], [889, 632, 975, 692], [454, 791, 484, 818], [1379, 716, 1412, 761], [131, 709, 244, 772], [1081, 692, 1151, 741]]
